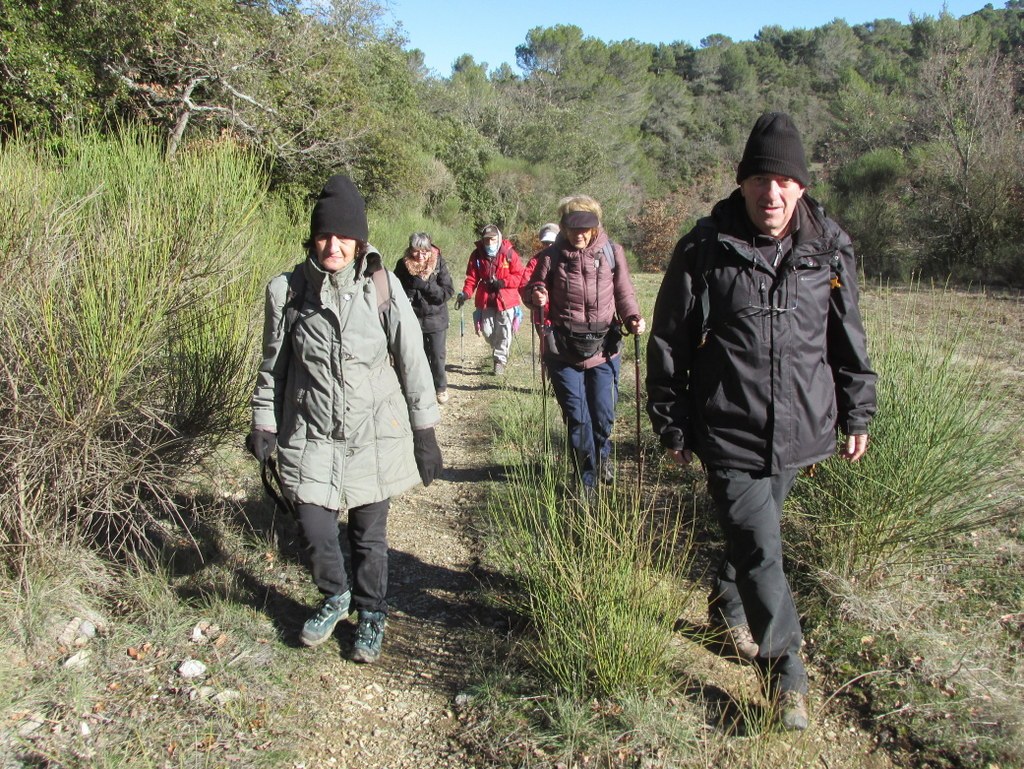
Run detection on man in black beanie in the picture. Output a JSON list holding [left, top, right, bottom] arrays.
[[646, 113, 877, 731], [249, 174, 443, 666]]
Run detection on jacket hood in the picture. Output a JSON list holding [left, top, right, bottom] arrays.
[[474, 237, 513, 258], [402, 246, 439, 278]]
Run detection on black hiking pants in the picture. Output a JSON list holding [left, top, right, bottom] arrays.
[[706, 467, 807, 695], [422, 328, 448, 391], [297, 499, 390, 614]]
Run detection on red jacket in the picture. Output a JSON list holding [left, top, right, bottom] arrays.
[[461, 239, 524, 312]]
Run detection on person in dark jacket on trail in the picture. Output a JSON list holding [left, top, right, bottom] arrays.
[[454, 224, 525, 375], [646, 113, 877, 732], [394, 232, 455, 404], [524, 196, 645, 494], [247, 175, 443, 665]]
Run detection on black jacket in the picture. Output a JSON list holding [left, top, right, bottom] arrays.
[[646, 191, 877, 472], [394, 247, 454, 333]]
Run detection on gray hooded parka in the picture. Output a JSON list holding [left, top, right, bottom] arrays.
[[251, 248, 440, 510]]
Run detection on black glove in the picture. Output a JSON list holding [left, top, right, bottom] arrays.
[[489, 278, 505, 290], [412, 427, 443, 487], [246, 429, 277, 461], [454, 292, 468, 310]]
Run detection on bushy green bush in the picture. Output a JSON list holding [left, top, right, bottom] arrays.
[[0, 129, 297, 567], [790, 285, 1019, 585], [485, 388, 695, 699]]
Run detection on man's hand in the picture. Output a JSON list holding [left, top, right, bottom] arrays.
[[454, 291, 469, 310], [532, 287, 548, 307], [840, 433, 868, 462], [667, 448, 692, 467]]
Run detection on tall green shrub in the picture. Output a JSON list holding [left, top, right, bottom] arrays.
[[0, 129, 296, 566], [486, 389, 695, 698], [789, 285, 1019, 585]]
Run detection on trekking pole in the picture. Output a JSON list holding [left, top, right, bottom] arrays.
[[633, 330, 643, 498], [531, 316, 536, 381], [539, 303, 548, 447], [459, 303, 465, 369], [261, 456, 296, 520]]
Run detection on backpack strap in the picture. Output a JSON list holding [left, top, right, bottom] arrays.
[[825, 220, 845, 289], [370, 266, 392, 339], [284, 261, 392, 336], [284, 263, 306, 335], [602, 242, 616, 272], [690, 219, 717, 349]]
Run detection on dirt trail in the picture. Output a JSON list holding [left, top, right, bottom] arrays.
[[280, 330, 499, 769]]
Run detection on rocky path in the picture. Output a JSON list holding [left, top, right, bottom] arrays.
[[282, 331, 500, 769]]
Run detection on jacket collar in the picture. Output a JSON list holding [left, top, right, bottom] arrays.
[[714, 189, 830, 246], [302, 245, 384, 299], [402, 247, 438, 278]]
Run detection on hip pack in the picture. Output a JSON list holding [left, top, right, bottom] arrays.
[[546, 320, 623, 362]]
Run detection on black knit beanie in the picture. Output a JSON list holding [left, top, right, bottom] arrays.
[[309, 174, 369, 242], [736, 112, 810, 187]]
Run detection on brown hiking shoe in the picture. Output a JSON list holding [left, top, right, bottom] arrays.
[[778, 690, 809, 732], [710, 620, 758, 661]]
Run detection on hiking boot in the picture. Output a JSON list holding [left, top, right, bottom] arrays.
[[710, 618, 758, 662], [598, 458, 614, 484], [778, 690, 809, 732], [351, 610, 387, 664], [493, 361, 506, 375], [300, 591, 351, 647], [436, 389, 449, 404]]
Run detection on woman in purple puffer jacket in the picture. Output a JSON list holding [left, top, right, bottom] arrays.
[[523, 194, 646, 494]]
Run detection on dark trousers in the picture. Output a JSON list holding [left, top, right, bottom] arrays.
[[705, 467, 807, 695], [297, 499, 389, 613], [423, 328, 447, 391], [546, 356, 620, 488]]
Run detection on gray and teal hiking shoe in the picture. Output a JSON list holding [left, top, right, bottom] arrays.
[[351, 610, 387, 664], [300, 591, 351, 647]]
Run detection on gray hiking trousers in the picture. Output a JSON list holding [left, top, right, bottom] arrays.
[[706, 467, 807, 695]]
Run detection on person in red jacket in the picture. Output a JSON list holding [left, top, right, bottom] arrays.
[[523, 222, 559, 329], [454, 224, 525, 375]]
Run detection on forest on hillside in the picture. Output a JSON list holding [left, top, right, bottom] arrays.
[[3, 0, 1024, 283]]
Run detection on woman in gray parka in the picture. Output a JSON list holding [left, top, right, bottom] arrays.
[[247, 175, 443, 664]]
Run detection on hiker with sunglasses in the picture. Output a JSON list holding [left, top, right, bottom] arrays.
[[523, 195, 645, 497], [394, 232, 455, 404]]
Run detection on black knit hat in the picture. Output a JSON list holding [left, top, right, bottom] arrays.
[[736, 112, 809, 187], [310, 175, 369, 242]]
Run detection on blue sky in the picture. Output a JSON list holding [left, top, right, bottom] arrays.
[[386, 0, 993, 76]]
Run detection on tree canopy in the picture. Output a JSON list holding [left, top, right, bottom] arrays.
[[3, 0, 1023, 281]]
